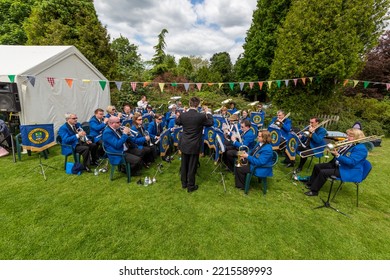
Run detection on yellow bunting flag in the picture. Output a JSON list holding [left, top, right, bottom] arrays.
[[353, 80, 359, 88], [267, 81, 272, 89], [159, 83, 165, 92]]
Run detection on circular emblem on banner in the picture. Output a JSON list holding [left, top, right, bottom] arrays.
[[143, 118, 150, 125], [250, 127, 256, 135], [162, 135, 169, 151], [288, 137, 297, 153], [253, 115, 262, 124], [208, 130, 214, 144], [28, 128, 50, 144], [270, 130, 279, 145], [216, 119, 221, 128]]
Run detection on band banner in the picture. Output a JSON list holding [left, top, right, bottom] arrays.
[[142, 114, 153, 128], [172, 127, 182, 146], [203, 127, 216, 149], [159, 129, 170, 157], [250, 111, 265, 127], [267, 126, 282, 150], [20, 124, 56, 152], [122, 120, 132, 127], [285, 132, 299, 160], [250, 123, 258, 137], [213, 115, 225, 129]]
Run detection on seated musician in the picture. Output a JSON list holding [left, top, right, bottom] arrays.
[[146, 104, 155, 117], [304, 128, 368, 196], [168, 110, 181, 131], [102, 116, 142, 174], [240, 109, 250, 122], [235, 130, 273, 190], [293, 117, 327, 171], [257, 103, 264, 113], [220, 106, 228, 119], [137, 95, 148, 111], [131, 112, 155, 167], [223, 119, 256, 172], [229, 101, 238, 114], [148, 113, 172, 162], [269, 110, 291, 140], [165, 104, 177, 125], [121, 104, 133, 121], [105, 105, 122, 120], [58, 113, 99, 172]]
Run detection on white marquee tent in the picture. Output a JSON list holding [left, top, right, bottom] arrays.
[[0, 45, 110, 132]]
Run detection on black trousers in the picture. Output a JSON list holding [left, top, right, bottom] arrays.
[[308, 161, 340, 192], [75, 142, 97, 167], [180, 153, 199, 189], [124, 151, 142, 170], [235, 164, 251, 189]]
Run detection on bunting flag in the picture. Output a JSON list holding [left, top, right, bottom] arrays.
[[218, 83, 223, 88], [285, 80, 289, 87], [353, 80, 359, 88], [143, 82, 149, 87], [343, 80, 349, 86], [276, 80, 281, 88], [207, 83, 214, 86], [8, 75, 15, 83], [309, 77, 313, 83], [301, 77, 306, 85], [363, 81, 369, 89], [99, 80, 107, 90], [196, 83, 202, 91], [171, 82, 178, 87], [131, 82, 137, 91], [82, 79, 91, 83], [239, 82, 245, 91], [258, 81, 264, 90], [115, 81, 123, 90], [229, 82, 234, 91], [267, 81, 272, 89], [184, 83, 190, 92], [249, 82, 254, 89], [27, 76, 36, 87], [387, 83, 390, 91], [47, 77, 55, 88], [158, 83, 165, 92], [65, 78, 73, 88], [293, 79, 298, 86]]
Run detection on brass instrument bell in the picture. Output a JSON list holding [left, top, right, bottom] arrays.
[[235, 145, 249, 167]]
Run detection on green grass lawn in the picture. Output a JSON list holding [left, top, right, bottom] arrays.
[[0, 139, 389, 260]]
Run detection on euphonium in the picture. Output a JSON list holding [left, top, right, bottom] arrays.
[[235, 145, 249, 167]]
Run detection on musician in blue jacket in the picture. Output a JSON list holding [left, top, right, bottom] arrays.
[[268, 110, 291, 140], [131, 112, 155, 167], [89, 108, 108, 143], [305, 128, 368, 196], [58, 113, 98, 171], [235, 130, 274, 190]]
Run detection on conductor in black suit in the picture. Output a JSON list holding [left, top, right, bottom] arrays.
[[175, 97, 214, 192]]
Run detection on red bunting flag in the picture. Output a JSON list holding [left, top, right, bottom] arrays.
[[131, 82, 137, 91], [47, 77, 55, 88]]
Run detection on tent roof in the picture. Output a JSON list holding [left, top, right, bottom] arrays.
[[0, 45, 106, 79]]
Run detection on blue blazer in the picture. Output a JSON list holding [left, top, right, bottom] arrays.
[[131, 125, 147, 149], [232, 128, 256, 150], [89, 115, 106, 143], [58, 122, 82, 155], [102, 126, 129, 165], [338, 143, 368, 182], [270, 116, 292, 139], [301, 126, 327, 158], [147, 121, 163, 139], [247, 143, 274, 178]]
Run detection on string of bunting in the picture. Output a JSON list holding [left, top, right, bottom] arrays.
[[2, 74, 390, 93]]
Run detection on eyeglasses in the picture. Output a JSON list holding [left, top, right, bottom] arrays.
[[70, 117, 78, 119], [137, 118, 142, 121], [158, 118, 163, 120], [113, 121, 120, 124]]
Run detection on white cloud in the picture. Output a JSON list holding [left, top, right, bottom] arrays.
[[94, 0, 257, 63]]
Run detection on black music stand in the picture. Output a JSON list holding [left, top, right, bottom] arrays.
[[33, 151, 57, 181], [314, 176, 348, 217]]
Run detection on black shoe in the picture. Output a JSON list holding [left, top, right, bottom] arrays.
[[286, 162, 295, 168], [295, 167, 302, 173], [143, 162, 150, 169], [188, 185, 199, 193], [304, 191, 318, 196], [282, 159, 289, 164], [182, 184, 187, 189], [90, 161, 99, 166]]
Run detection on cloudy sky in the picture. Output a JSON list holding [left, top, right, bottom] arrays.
[[93, 0, 257, 63]]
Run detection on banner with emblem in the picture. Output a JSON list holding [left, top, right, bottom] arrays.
[[250, 111, 265, 128], [268, 126, 282, 150], [172, 127, 183, 146], [20, 124, 56, 152], [203, 127, 216, 149], [158, 129, 171, 157], [213, 115, 226, 129], [142, 114, 153, 129], [285, 132, 299, 160]]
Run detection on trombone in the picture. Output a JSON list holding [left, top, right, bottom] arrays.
[[300, 135, 384, 158], [298, 119, 331, 138], [272, 112, 291, 128]]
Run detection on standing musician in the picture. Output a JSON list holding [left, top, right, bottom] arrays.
[[223, 119, 256, 172], [58, 113, 99, 172], [137, 95, 148, 110], [102, 116, 143, 174], [89, 108, 108, 156], [175, 97, 214, 193], [131, 112, 155, 167], [235, 130, 274, 190], [121, 104, 133, 121], [304, 128, 368, 196], [292, 117, 327, 171]]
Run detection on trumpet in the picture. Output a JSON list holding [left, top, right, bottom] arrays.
[[273, 112, 290, 128], [76, 127, 90, 142], [300, 135, 384, 158], [120, 126, 138, 137], [235, 145, 249, 167]]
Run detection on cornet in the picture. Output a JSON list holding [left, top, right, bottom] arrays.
[[76, 127, 89, 142], [235, 145, 249, 167]]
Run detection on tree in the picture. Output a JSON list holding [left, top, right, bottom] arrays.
[[0, 0, 35, 45], [150, 28, 168, 75], [209, 52, 233, 82], [177, 56, 194, 80], [111, 35, 144, 80], [24, 0, 116, 79], [268, 0, 390, 116]]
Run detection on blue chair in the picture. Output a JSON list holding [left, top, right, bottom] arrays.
[[330, 160, 372, 207], [102, 143, 131, 183], [56, 135, 80, 170], [244, 151, 278, 195]]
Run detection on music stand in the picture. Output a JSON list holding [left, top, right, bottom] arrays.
[[314, 177, 348, 217], [34, 149, 57, 181]]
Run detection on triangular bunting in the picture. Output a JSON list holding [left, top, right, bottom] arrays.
[[65, 78, 73, 88], [47, 77, 55, 88], [301, 78, 306, 85], [285, 80, 289, 87], [309, 77, 313, 83], [159, 83, 165, 92], [363, 81, 369, 89], [131, 82, 137, 91], [207, 83, 214, 86], [293, 79, 298, 86], [99, 80, 107, 90], [386, 83, 390, 91], [218, 83, 223, 88], [249, 82, 254, 89], [239, 82, 245, 91], [115, 81, 123, 90], [196, 83, 202, 91], [8, 75, 15, 83], [171, 82, 178, 87], [276, 80, 281, 88], [27, 76, 36, 87], [258, 82, 263, 90], [353, 80, 359, 88], [82, 79, 91, 83], [229, 83, 234, 91], [343, 80, 349, 86], [267, 81, 272, 89], [184, 83, 190, 92], [143, 82, 149, 87]]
